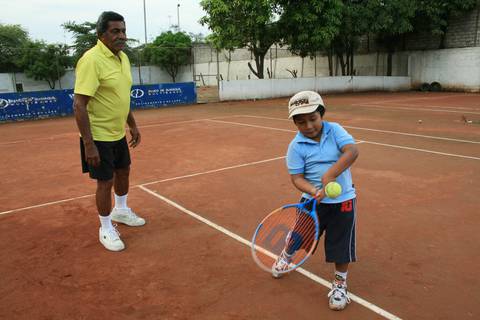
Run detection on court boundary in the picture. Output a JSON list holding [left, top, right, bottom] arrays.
[[138, 185, 403, 320]]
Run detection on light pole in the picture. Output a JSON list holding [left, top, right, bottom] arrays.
[[143, 0, 148, 44], [177, 3, 180, 30], [139, 0, 147, 85]]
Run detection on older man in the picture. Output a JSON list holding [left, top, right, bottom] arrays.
[[73, 11, 145, 252]]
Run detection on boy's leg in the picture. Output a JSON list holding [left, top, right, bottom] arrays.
[[324, 199, 356, 310]]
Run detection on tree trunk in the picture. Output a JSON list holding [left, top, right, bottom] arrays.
[[247, 51, 265, 79], [327, 47, 333, 76], [338, 53, 346, 76], [387, 51, 393, 76]]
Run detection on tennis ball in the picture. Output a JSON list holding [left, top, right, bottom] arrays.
[[325, 182, 342, 199]]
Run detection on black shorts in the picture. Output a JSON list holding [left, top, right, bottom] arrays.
[[80, 137, 131, 181], [302, 197, 357, 264]]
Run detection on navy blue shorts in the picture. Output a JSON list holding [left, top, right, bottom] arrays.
[[80, 137, 131, 181], [303, 197, 357, 264]]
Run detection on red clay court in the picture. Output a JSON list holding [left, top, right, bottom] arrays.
[[1, 91, 479, 320]]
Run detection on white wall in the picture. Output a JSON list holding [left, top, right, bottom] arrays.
[[219, 76, 412, 101], [1, 47, 478, 93], [0, 74, 14, 93], [408, 47, 480, 92]]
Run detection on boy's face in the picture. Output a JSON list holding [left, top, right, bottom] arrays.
[[293, 111, 323, 139]]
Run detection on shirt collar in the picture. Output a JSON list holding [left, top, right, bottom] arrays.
[[295, 121, 332, 144], [97, 40, 117, 58]]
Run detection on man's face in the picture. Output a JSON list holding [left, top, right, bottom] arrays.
[[100, 20, 127, 54], [293, 111, 323, 140]]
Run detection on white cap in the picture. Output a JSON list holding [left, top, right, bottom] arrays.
[[288, 91, 325, 119]]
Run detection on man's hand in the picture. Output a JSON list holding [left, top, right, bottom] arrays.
[[84, 142, 100, 167], [129, 126, 141, 148]]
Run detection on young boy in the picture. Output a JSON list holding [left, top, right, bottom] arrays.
[[272, 91, 359, 311]]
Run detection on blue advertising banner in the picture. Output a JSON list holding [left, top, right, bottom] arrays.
[[0, 82, 197, 122]]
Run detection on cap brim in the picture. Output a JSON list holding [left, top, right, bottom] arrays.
[[288, 104, 320, 119]]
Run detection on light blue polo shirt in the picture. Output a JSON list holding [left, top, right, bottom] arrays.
[[286, 121, 356, 204]]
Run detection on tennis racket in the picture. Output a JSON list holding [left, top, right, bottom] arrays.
[[251, 197, 319, 276]]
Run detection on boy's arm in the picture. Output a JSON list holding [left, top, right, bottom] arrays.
[[290, 174, 325, 199], [321, 143, 359, 185]]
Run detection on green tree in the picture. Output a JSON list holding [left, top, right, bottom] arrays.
[[276, 0, 343, 76], [62, 21, 97, 64], [413, 0, 478, 49], [143, 31, 192, 83], [200, 0, 281, 79], [62, 21, 140, 65], [0, 24, 29, 72], [17, 41, 72, 89], [368, 0, 416, 76]]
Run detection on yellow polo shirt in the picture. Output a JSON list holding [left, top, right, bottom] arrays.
[[74, 40, 132, 141]]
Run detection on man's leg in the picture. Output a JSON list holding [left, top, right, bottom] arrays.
[[111, 166, 145, 226], [97, 178, 125, 251], [113, 166, 129, 197], [97, 178, 114, 216]]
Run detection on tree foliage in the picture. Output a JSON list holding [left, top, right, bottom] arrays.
[[62, 21, 97, 64], [276, 0, 343, 58], [62, 21, 140, 65], [0, 24, 30, 72], [17, 41, 72, 89], [143, 31, 192, 83], [413, 0, 478, 48], [200, 0, 281, 79]]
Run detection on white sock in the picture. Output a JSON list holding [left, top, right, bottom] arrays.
[[335, 271, 348, 284], [99, 215, 113, 230], [114, 193, 128, 209]]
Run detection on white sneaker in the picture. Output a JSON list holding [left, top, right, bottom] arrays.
[[328, 281, 351, 310], [111, 208, 146, 226], [271, 250, 293, 279], [99, 225, 125, 252]]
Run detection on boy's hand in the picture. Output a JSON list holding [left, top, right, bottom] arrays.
[[312, 188, 326, 200]]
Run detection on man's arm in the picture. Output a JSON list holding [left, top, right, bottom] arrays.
[[73, 94, 100, 167], [126, 110, 141, 148]]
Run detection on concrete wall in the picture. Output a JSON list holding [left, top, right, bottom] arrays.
[[219, 76, 411, 101], [0, 66, 194, 93], [1, 47, 478, 93], [408, 47, 480, 92]]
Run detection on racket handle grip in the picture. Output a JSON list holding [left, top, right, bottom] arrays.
[[312, 188, 325, 200]]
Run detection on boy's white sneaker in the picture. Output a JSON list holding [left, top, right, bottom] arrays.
[[271, 250, 293, 279], [99, 226, 125, 252], [328, 281, 351, 311], [111, 208, 146, 226]]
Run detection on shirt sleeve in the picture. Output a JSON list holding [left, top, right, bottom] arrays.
[[333, 123, 355, 149], [286, 141, 305, 175], [74, 54, 99, 97]]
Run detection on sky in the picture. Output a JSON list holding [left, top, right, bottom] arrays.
[[0, 0, 211, 45]]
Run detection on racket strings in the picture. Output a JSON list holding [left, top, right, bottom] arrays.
[[253, 206, 318, 271]]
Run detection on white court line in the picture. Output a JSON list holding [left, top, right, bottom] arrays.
[[0, 156, 286, 216], [141, 156, 286, 186], [0, 116, 233, 146], [236, 115, 480, 144], [352, 104, 480, 115], [384, 102, 480, 112], [0, 194, 95, 216], [138, 185, 403, 320], [351, 93, 471, 106], [361, 141, 480, 160], [208, 119, 480, 160]]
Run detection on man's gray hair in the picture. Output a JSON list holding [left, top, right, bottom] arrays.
[[96, 11, 124, 36]]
